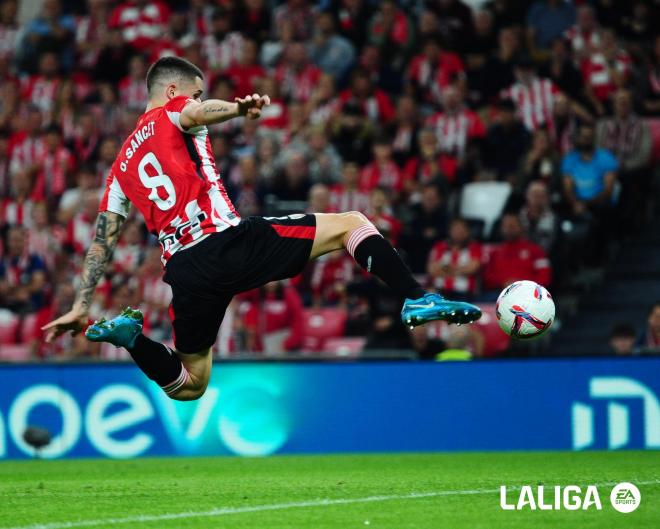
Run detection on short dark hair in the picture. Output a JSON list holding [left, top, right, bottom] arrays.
[[146, 56, 204, 96]]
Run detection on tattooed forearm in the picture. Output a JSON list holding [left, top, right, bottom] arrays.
[[203, 106, 230, 114], [74, 212, 125, 312], [191, 100, 240, 126]]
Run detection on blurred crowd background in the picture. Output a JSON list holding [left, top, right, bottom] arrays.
[[1, 0, 659, 361]]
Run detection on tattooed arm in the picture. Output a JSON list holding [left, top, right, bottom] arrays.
[[179, 93, 271, 128], [42, 211, 126, 342]]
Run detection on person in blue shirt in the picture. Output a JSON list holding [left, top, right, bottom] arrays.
[[526, 0, 576, 54], [561, 124, 618, 263], [18, 0, 76, 73], [562, 124, 618, 216]]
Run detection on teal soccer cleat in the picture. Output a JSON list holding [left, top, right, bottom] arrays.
[[85, 307, 144, 348], [401, 293, 482, 329]]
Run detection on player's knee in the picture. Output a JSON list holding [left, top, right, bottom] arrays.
[[343, 211, 371, 231], [166, 378, 208, 401]]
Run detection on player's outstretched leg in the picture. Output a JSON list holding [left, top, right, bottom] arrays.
[[311, 212, 482, 327], [85, 307, 211, 400]]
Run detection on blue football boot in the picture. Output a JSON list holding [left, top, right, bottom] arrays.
[[85, 307, 143, 348], [401, 293, 482, 329]]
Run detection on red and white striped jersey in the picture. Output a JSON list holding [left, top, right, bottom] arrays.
[[564, 26, 600, 56], [426, 109, 486, 157], [100, 95, 240, 264], [501, 78, 560, 131], [21, 75, 59, 114], [119, 76, 148, 111], [109, 1, 170, 49], [0, 199, 34, 229], [427, 241, 482, 295], [9, 133, 46, 174], [360, 161, 405, 193], [329, 184, 369, 213], [274, 63, 323, 103], [33, 146, 74, 200], [201, 32, 244, 71], [581, 52, 632, 103], [66, 212, 96, 256]]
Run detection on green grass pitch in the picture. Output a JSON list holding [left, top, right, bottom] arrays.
[[1, 451, 658, 529]]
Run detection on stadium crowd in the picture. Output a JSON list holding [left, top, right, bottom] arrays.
[[0, 0, 658, 360]]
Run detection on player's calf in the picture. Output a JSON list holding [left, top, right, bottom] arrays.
[[86, 308, 210, 401]]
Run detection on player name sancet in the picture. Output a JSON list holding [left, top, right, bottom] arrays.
[[119, 121, 156, 171]]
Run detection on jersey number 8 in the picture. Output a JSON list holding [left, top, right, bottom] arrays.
[[138, 152, 177, 211]]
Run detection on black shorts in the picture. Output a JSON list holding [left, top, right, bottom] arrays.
[[163, 214, 316, 353]]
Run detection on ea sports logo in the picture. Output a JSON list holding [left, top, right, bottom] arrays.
[[610, 483, 641, 513]]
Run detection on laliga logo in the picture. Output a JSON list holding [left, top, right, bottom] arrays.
[[572, 377, 660, 450], [500, 485, 602, 511], [500, 482, 641, 513]]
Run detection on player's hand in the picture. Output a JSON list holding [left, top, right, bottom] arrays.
[[235, 93, 271, 120], [41, 309, 89, 343]]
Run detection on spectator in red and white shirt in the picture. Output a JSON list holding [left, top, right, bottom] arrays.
[[201, 6, 244, 72], [32, 124, 74, 201], [275, 42, 323, 103], [310, 250, 356, 306], [1, 169, 36, 229], [22, 51, 61, 116], [563, 5, 601, 64], [136, 246, 172, 341], [306, 183, 334, 213], [305, 73, 340, 126], [406, 36, 465, 108], [112, 220, 145, 275], [109, 0, 170, 52], [242, 281, 305, 354], [403, 128, 447, 191], [367, 0, 414, 70], [582, 29, 632, 116], [426, 85, 485, 182], [0, 129, 10, 198], [484, 213, 552, 292], [428, 217, 482, 299], [28, 201, 63, 271], [252, 75, 288, 132], [502, 57, 561, 131], [330, 162, 370, 213], [119, 55, 148, 112], [367, 186, 402, 244], [272, 0, 315, 41], [360, 135, 405, 195], [65, 190, 99, 256], [9, 106, 45, 176], [58, 165, 103, 223], [76, 0, 111, 71], [339, 69, 395, 124], [225, 39, 266, 99]]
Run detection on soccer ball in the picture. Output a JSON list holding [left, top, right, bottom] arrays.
[[495, 280, 555, 339]]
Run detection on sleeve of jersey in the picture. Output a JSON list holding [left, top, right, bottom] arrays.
[[99, 174, 130, 217], [164, 96, 198, 134]]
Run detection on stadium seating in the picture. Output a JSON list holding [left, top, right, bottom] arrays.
[[459, 182, 512, 240], [0, 344, 31, 361], [473, 303, 511, 357], [0, 310, 19, 344], [301, 308, 348, 352]]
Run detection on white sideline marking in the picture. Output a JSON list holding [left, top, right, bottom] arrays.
[[4, 479, 659, 529]]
